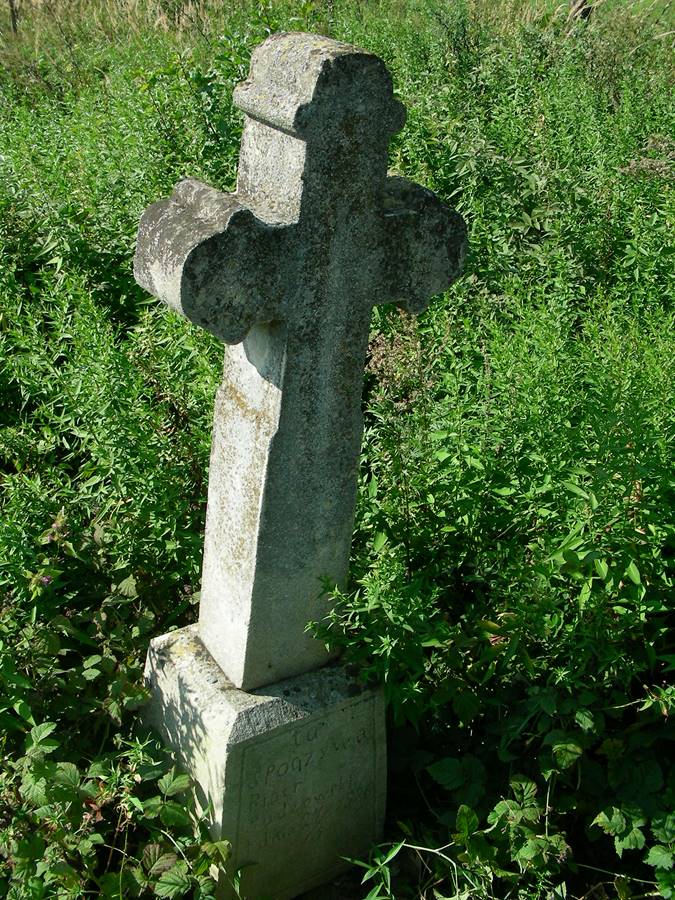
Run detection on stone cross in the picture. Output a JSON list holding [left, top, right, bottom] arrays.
[[135, 33, 466, 692]]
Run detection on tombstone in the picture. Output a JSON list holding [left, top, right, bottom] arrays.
[[135, 32, 466, 900]]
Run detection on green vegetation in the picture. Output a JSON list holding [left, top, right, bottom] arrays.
[[1, 0, 673, 897]]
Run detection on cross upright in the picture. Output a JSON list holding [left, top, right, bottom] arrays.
[[135, 32, 466, 692]]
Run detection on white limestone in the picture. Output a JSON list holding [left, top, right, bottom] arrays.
[[135, 33, 467, 692], [144, 627, 386, 899]]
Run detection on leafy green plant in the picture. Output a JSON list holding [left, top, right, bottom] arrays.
[[1, 0, 673, 898], [0, 730, 229, 898]]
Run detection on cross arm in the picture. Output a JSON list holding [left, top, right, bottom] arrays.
[[134, 178, 286, 344], [379, 176, 467, 314]]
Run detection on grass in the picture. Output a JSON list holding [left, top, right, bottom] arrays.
[[0, 0, 674, 897]]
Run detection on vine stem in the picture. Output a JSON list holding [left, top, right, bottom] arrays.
[[575, 861, 657, 886], [104, 806, 124, 873], [160, 827, 192, 864]]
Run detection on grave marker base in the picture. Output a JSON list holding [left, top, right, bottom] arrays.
[[143, 626, 386, 900]]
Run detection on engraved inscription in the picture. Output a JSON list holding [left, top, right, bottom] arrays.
[[235, 698, 378, 876]]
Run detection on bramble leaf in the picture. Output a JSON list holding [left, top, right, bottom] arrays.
[[653, 812, 675, 844], [647, 845, 674, 871], [158, 770, 191, 797], [427, 757, 464, 791], [155, 861, 192, 898], [455, 805, 479, 841], [149, 852, 179, 877], [615, 827, 645, 857], [159, 801, 192, 828], [593, 808, 626, 836]]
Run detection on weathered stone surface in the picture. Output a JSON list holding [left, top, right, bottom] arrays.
[[144, 626, 386, 900], [134, 32, 467, 691]]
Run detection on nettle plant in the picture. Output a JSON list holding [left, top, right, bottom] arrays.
[[1, 724, 229, 899], [315, 290, 674, 896], [0, 265, 224, 897], [1, 0, 673, 898]]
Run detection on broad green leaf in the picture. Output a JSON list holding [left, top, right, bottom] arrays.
[[13, 699, 35, 724], [20, 776, 48, 806], [142, 795, 163, 817], [455, 805, 479, 840], [128, 794, 145, 813], [593, 807, 626, 836], [18, 877, 45, 900], [427, 757, 464, 791], [142, 843, 164, 872], [656, 869, 675, 898], [13, 833, 46, 863], [452, 691, 481, 725], [54, 762, 80, 790], [158, 770, 191, 797], [544, 729, 583, 769], [150, 852, 179, 877], [487, 799, 520, 826], [82, 668, 101, 681], [646, 845, 674, 870], [465, 455, 484, 470], [574, 709, 595, 732], [510, 776, 537, 805], [159, 800, 192, 828], [28, 722, 57, 747], [615, 826, 645, 856], [630, 759, 663, 795], [550, 738, 582, 769], [653, 812, 675, 843], [626, 561, 641, 585], [563, 481, 589, 500], [0, 710, 23, 734], [117, 574, 138, 598], [202, 840, 231, 865], [520, 804, 542, 823], [373, 532, 388, 553], [516, 838, 542, 862], [97, 865, 145, 900], [194, 874, 217, 900], [77, 834, 104, 856], [5, 669, 31, 689], [155, 861, 192, 898], [165, 773, 191, 796], [87, 760, 109, 779]]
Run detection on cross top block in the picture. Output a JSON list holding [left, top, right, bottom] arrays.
[[134, 33, 467, 691], [233, 32, 406, 139]]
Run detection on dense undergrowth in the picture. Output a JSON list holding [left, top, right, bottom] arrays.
[[0, 0, 673, 897]]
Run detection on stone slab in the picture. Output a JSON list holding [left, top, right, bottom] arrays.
[[143, 626, 386, 900]]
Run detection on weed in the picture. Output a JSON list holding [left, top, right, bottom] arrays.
[[1, 1, 673, 897]]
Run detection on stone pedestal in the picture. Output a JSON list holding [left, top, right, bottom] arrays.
[[143, 627, 386, 900]]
